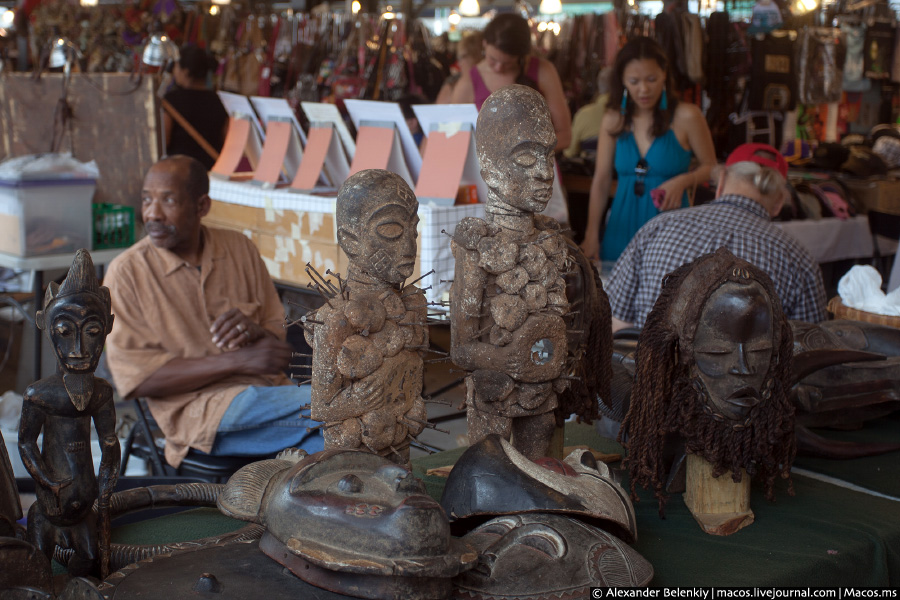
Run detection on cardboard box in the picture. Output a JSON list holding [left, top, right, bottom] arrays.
[[841, 177, 900, 215], [0, 178, 95, 256]]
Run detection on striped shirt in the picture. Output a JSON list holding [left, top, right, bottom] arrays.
[[607, 194, 828, 327]]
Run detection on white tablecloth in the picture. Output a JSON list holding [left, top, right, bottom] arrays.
[[776, 216, 876, 264], [779, 215, 900, 291]]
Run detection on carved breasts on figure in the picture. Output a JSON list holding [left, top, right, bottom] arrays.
[[450, 85, 573, 460], [620, 248, 796, 535], [17, 249, 120, 577], [305, 169, 431, 468]]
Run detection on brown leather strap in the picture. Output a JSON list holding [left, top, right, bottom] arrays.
[[161, 98, 220, 161]]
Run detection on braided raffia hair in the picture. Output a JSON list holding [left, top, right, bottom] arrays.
[[556, 239, 612, 426], [619, 248, 796, 515]]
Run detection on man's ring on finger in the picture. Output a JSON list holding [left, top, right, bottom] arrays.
[[237, 323, 245, 333], [243, 330, 250, 339]]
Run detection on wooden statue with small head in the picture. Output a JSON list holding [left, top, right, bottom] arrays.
[[306, 169, 429, 467], [18, 249, 119, 576], [450, 85, 573, 460]]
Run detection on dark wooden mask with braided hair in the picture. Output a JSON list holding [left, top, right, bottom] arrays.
[[620, 248, 797, 514]]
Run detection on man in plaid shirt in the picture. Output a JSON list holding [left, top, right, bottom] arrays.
[[606, 143, 827, 332]]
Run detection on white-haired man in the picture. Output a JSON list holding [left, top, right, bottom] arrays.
[[606, 143, 827, 331]]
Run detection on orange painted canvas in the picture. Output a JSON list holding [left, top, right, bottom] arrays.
[[253, 120, 293, 185], [348, 126, 396, 175], [211, 117, 251, 178], [414, 130, 471, 201], [291, 126, 333, 191]]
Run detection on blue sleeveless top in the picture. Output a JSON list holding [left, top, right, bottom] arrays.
[[601, 129, 692, 262]]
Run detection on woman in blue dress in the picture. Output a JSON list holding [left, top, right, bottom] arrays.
[[581, 37, 716, 265]]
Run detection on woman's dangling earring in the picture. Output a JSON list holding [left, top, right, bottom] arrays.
[[620, 90, 628, 115], [660, 89, 668, 111]]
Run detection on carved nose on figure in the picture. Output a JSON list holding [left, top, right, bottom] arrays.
[[68, 331, 84, 358], [403, 237, 416, 258], [729, 344, 754, 376], [536, 155, 554, 181]]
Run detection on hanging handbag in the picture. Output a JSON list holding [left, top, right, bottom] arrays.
[[797, 27, 846, 105], [328, 17, 368, 102], [407, 20, 446, 102]]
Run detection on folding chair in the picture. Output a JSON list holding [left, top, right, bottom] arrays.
[[119, 397, 269, 484]]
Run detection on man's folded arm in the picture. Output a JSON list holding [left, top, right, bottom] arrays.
[[130, 353, 244, 398]]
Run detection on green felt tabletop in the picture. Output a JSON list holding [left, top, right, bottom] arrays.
[[792, 412, 900, 497], [112, 508, 246, 546], [96, 421, 900, 587], [413, 422, 900, 587]]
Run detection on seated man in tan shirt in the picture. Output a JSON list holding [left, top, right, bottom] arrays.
[[105, 155, 323, 468]]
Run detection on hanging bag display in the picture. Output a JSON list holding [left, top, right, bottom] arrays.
[[328, 17, 368, 102], [864, 20, 895, 79], [748, 32, 796, 111], [381, 19, 408, 102], [221, 16, 265, 96], [797, 27, 846, 105], [682, 11, 705, 84], [258, 15, 281, 97], [407, 20, 446, 102], [842, 20, 871, 91]]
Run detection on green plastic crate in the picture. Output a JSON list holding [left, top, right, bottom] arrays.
[[93, 203, 135, 250]]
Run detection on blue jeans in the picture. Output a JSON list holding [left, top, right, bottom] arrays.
[[208, 385, 324, 456]]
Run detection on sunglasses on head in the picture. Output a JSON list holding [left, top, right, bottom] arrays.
[[634, 158, 649, 197]]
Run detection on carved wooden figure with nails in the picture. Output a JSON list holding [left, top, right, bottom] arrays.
[[450, 85, 573, 460], [305, 169, 430, 467]]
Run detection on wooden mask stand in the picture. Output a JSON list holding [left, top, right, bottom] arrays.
[[683, 454, 754, 536]]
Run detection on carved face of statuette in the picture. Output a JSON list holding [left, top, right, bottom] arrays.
[[355, 202, 419, 286], [46, 294, 111, 375], [494, 134, 556, 214], [691, 281, 774, 420]]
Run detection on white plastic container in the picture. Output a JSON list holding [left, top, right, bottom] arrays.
[[0, 178, 96, 257]]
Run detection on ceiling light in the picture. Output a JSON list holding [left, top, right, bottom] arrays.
[[539, 0, 562, 14], [459, 0, 480, 16], [49, 38, 78, 69], [352, 0, 361, 12], [141, 33, 179, 67]]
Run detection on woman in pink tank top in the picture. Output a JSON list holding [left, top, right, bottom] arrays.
[[451, 13, 571, 153]]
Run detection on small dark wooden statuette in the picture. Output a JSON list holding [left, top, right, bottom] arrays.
[[0, 429, 21, 538], [18, 249, 120, 577]]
